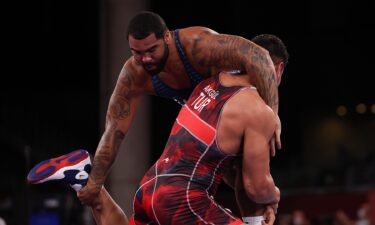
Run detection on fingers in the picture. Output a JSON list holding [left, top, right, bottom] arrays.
[[270, 114, 282, 157], [77, 187, 89, 205], [270, 138, 276, 157], [262, 206, 276, 225], [275, 114, 282, 150], [77, 178, 104, 206], [77, 186, 96, 206], [275, 128, 282, 150], [262, 213, 275, 225]]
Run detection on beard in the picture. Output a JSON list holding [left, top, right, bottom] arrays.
[[143, 42, 169, 75]]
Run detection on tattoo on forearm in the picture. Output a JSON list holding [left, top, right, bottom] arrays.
[[90, 69, 135, 182], [192, 31, 279, 110], [113, 130, 125, 151], [91, 144, 112, 182], [91, 128, 126, 182]]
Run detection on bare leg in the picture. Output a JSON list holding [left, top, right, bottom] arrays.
[[90, 187, 128, 225]]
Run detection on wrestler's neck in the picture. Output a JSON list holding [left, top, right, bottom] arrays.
[[219, 72, 253, 87]]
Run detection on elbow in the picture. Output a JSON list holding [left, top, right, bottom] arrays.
[[254, 44, 272, 63], [253, 46, 274, 70], [243, 178, 279, 204], [243, 182, 266, 203]]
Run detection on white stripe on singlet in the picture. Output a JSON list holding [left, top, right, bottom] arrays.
[[186, 145, 214, 224], [204, 155, 239, 221], [132, 172, 192, 224], [151, 160, 161, 225]]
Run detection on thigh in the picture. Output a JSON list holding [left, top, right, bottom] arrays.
[[153, 186, 242, 225]]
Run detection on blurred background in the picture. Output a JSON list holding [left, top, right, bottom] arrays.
[[1, 0, 375, 224]]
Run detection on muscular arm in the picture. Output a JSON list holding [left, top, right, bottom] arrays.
[[81, 61, 144, 202], [186, 27, 278, 112], [241, 100, 280, 204]]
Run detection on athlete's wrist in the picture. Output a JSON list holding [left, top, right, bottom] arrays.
[[87, 177, 104, 190], [242, 216, 264, 225]]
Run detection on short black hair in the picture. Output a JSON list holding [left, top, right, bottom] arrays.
[[251, 34, 289, 65], [126, 11, 169, 40]]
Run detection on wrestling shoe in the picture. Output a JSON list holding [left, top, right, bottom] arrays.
[[27, 149, 92, 191]]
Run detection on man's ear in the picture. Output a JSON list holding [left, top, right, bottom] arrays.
[[275, 62, 285, 85], [164, 31, 171, 43]]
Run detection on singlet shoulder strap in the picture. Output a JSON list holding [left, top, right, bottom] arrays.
[[151, 74, 191, 105], [151, 75, 179, 98], [174, 29, 205, 85]]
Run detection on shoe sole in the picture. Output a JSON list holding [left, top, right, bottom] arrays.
[[27, 149, 90, 184]]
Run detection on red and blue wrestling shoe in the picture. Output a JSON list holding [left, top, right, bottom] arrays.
[[27, 149, 92, 191]]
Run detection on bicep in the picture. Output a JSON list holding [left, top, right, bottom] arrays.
[[242, 127, 271, 185], [202, 33, 251, 69], [241, 108, 275, 185], [200, 33, 277, 110], [189, 31, 254, 74]]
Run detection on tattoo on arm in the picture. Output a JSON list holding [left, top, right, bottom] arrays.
[[90, 68, 135, 183], [193, 33, 246, 72], [247, 49, 278, 109], [192, 32, 279, 111]]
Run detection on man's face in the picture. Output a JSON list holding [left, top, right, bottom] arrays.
[[129, 33, 169, 74]]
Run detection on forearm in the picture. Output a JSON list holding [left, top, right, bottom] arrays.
[[89, 129, 125, 186], [242, 47, 279, 113], [89, 65, 139, 186], [235, 166, 273, 217], [244, 176, 279, 205], [235, 185, 267, 217], [200, 33, 279, 113], [246, 65, 279, 113]]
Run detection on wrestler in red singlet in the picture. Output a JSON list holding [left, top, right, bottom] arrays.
[[129, 74, 256, 225]]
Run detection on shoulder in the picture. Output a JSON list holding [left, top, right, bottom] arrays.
[[179, 26, 219, 37], [118, 57, 151, 92], [177, 27, 219, 45], [224, 89, 276, 134]]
